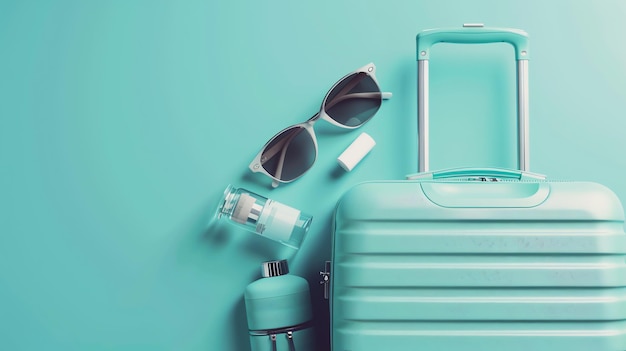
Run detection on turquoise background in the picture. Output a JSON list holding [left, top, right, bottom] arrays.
[[1, 1, 626, 350]]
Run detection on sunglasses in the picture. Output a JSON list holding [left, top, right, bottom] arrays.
[[249, 63, 392, 187]]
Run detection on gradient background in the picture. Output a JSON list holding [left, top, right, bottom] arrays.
[[2, 1, 626, 350]]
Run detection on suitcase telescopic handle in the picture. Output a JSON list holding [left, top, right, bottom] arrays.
[[415, 24, 530, 174], [416, 24, 530, 60]]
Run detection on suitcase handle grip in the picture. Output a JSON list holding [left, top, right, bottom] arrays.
[[416, 24, 531, 173], [407, 167, 546, 181], [417, 24, 530, 60]]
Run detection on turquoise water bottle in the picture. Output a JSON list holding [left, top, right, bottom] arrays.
[[244, 260, 315, 351]]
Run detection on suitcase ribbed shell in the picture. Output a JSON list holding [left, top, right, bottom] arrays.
[[331, 180, 626, 351]]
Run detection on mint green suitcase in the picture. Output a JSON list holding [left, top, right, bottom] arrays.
[[329, 25, 626, 351]]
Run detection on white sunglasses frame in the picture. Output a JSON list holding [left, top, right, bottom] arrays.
[[249, 62, 392, 188]]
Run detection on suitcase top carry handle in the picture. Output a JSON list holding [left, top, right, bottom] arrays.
[[417, 24, 530, 60], [407, 167, 546, 181], [415, 24, 530, 174]]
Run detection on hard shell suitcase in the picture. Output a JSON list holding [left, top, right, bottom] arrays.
[[329, 25, 626, 351]]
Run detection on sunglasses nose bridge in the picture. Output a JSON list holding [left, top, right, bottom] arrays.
[[306, 110, 322, 124]]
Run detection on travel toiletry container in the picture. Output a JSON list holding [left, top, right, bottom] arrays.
[[216, 185, 312, 249], [244, 260, 315, 351]]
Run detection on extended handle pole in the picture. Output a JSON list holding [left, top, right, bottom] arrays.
[[417, 59, 430, 173], [417, 24, 530, 173], [517, 59, 529, 172]]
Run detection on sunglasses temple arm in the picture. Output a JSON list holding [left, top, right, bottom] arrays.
[[325, 73, 366, 110], [271, 130, 300, 188], [257, 127, 302, 165], [272, 147, 287, 188], [324, 91, 393, 110]]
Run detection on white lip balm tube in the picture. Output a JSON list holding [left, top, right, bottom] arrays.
[[337, 132, 376, 172]]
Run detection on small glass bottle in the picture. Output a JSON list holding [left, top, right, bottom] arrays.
[[244, 260, 315, 351], [215, 185, 312, 250]]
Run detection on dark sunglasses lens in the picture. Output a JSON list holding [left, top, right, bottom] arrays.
[[324, 72, 381, 127], [261, 126, 316, 182]]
